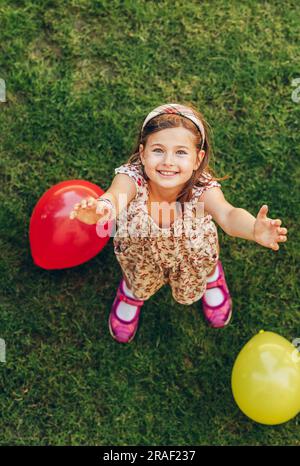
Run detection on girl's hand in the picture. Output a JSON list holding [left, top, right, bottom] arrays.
[[253, 205, 288, 251], [69, 197, 114, 225]]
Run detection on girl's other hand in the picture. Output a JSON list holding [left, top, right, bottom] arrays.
[[253, 205, 288, 251], [69, 196, 113, 225]]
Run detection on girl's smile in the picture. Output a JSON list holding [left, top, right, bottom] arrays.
[[156, 170, 179, 177]]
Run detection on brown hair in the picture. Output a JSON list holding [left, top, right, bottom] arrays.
[[126, 101, 231, 207]]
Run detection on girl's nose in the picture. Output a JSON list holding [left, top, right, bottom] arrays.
[[164, 152, 175, 164]]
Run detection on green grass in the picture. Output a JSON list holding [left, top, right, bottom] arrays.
[[0, 0, 299, 446]]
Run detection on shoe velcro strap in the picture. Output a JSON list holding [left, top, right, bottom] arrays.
[[117, 288, 144, 306], [206, 276, 224, 290]]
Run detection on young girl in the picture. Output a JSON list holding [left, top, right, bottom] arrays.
[[69, 102, 288, 344]]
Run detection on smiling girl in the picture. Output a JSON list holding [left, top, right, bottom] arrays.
[[70, 103, 288, 343]]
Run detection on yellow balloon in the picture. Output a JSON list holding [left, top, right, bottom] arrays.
[[231, 331, 300, 425]]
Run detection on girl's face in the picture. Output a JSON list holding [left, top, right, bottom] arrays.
[[139, 127, 204, 190]]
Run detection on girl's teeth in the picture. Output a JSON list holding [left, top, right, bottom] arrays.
[[159, 171, 178, 175]]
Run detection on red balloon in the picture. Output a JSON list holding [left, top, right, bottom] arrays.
[[29, 180, 114, 270]]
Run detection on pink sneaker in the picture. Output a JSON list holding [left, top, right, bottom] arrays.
[[108, 278, 144, 343], [202, 260, 232, 328]]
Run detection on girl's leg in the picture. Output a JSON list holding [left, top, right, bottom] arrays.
[[207, 264, 217, 278], [207, 241, 220, 278], [123, 274, 132, 290], [122, 276, 139, 299], [116, 274, 141, 321], [203, 240, 225, 307], [117, 269, 162, 321]]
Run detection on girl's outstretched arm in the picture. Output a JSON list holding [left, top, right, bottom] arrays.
[[224, 205, 288, 251], [69, 173, 138, 224], [198, 188, 288, 251]]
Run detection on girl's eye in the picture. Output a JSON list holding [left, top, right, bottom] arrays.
[[153, 149, 187, 155]]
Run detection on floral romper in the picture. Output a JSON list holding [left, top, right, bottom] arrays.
[[113, 163, 221, 305]]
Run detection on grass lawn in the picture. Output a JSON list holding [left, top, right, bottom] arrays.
[[0, 0, 299, 446]]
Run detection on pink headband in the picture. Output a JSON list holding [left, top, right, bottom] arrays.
[[141, 103, 205, 150]]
